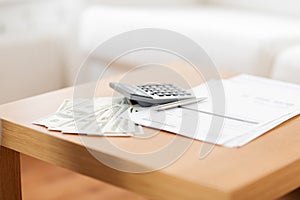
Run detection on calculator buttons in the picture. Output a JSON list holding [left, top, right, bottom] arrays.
[[110, 82, 195, 106], [137, 84, 193, 99]]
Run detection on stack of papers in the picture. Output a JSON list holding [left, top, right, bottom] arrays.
[[128, 74, 300, 147], [33, 97, 143, 136]]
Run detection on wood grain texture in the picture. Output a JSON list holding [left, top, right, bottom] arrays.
[[0, 66, 300, 199], [1, 120, 225, 200], [0, 146, 22, 200], [20, 155, 300, 200], [21, 154, 146, 200]]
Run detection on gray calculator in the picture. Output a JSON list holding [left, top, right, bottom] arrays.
[[109, 82, 194, 106]]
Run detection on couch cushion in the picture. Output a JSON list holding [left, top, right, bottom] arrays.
[[271, 45, 300, 84], [0, 34, 65, 104], [79, 5, 300, 76], [207, 0, 300, 17], [87, 0, 201, 6]]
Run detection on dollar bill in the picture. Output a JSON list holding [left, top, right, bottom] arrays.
[[33, 97, 144, 136]]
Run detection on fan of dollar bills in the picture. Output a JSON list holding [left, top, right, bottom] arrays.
[[33, 97, 144, 136]]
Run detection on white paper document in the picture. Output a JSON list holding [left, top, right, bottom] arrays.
[[129, 74, 300, 147]]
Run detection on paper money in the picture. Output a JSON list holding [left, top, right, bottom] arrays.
[[33, 97, 144, 136]]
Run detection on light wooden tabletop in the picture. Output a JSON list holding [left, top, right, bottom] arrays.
[[1, 65, 300, 200]]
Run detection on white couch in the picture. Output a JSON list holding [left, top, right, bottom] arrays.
[[77, 1, 300, 84], [272, 45, 300, 84], [0, 0, 79, 104], [1, 0, 300, 105], [0, 33, 65, 104]]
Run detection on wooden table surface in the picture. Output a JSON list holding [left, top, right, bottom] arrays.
[[1, 65, 300, 200]]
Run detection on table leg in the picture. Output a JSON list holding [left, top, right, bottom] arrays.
[[0, 146, 22, 200]]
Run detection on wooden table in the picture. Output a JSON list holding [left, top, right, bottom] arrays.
[[1, 67, 300, 200]]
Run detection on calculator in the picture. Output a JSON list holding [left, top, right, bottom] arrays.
[[109, 82, 194, 106]]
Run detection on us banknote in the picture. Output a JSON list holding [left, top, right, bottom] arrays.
[[33, 97, 144, 136]]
